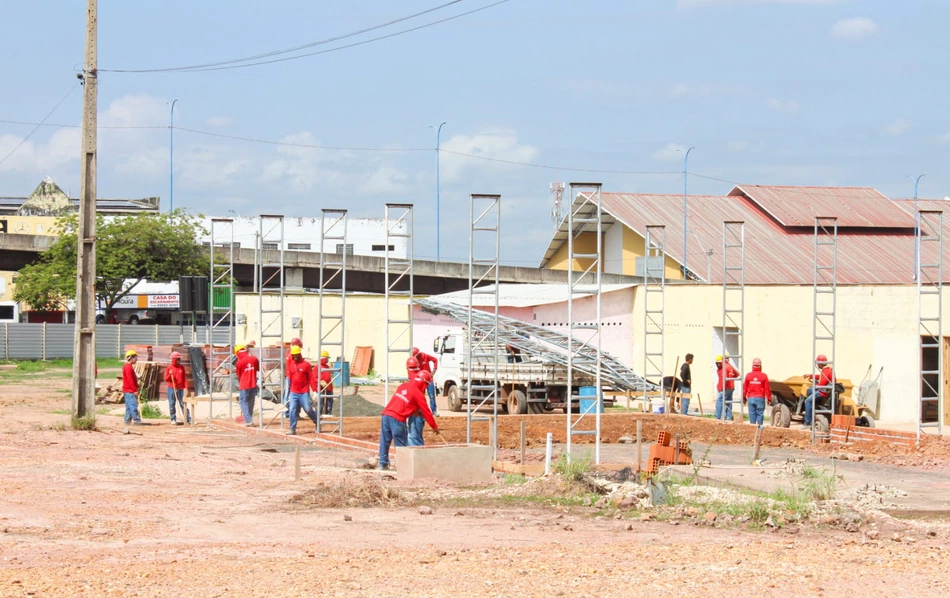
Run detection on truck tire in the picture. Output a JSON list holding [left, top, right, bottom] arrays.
[[857, 413, 875, 428], [447, 385, 463, 412], [815, 414, 830, 434], [771, 404, 791, 428], [507, 389, 527, 415], [128, 315, 140, 325]]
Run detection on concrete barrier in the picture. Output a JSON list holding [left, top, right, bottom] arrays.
[[395, 445, 493, 483]]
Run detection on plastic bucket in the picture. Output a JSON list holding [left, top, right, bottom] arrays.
[[651, 402, 665, 414]]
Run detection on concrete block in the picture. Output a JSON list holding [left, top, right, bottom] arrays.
[[395, 445, 493, 484]]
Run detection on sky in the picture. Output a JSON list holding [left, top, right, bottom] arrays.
[[2, 0, 949, 266]]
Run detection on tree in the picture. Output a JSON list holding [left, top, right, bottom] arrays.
[[14, 211, 208, 312]]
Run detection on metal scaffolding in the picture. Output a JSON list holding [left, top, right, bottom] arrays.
[[812, 217, 838, 441], [466, 194, 501, 455], [918, 210, 944, 439], [642, 225, 665, 414], [257, 215, 285, 428], [720, 221, 745, 423], [384, 204, 414, 404], [208, 218, 236, 422], [566, 183, 604, 464], [317, 209, 347, 435]]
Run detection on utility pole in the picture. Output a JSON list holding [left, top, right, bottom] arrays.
[[72, 0, 98, 422]]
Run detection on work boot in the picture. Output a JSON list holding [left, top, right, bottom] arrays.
[[286, 429, 297, 436], [175, 421, 185, 426]]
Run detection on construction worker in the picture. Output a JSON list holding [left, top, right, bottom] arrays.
[[378, 370, 439, 470], [411, 346, 439, 416], [679, 353, 693, 415], [286, 345, 318, 435], [236, 344, 260, 427], [715, 355, 739, 421], [164, 351, 188, 426], [283, 338, 303, 415], [314, 350, 334, 416], [743, 358, 771, 428], [405, 357, 425, 446], [122, 350, 143, 426], [803, 354, 834, 429]]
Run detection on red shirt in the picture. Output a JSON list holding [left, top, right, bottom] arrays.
[[287, 358, 314, 394], [813, 366, 834, 397], [743, 370, 771, 400], [382, 381, 437, 429], [285, 350, 294, 379], [415, 351, 438, 374], [122, 362, 139, 393], [236, 352, 260, 390], [716, 362, 739, 392], [313, 358, 333, 394], [164, 361, 186, 390]]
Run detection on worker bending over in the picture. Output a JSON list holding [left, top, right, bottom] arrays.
[[411, 346, 439, 417], [743, 358, 771, 428], [377, 370, 439, 471], [405, 357, 425, 446]]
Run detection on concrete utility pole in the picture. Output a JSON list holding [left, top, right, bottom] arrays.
[[72, 0, 98, 421]]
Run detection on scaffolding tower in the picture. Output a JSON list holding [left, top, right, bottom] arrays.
[[207, 218, 236, 422], [384, 204, 414, 403], [317, 209, 347, 435], [642, 225, 665, 414], [918, 210, 944, 439], [566, 183, 604, 464], [812, 217, 838, 441], [258, 215, 286, 428], [466, 194, 501, 454], [720, 221, 745, 423]]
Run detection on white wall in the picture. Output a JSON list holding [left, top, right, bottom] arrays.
[[604, 222, 624, 275]]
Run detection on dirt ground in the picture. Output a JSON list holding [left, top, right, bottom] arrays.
[[2, 367, 950, 597]]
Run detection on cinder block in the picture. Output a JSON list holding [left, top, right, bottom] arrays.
[[394, 445, 493, 483]]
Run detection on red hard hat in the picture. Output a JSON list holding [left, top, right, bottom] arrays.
[[411, 347, 420, 356], [816, 354, 828, 365], [406, 357, 420, 371], [752, 357, 762, 369], [291, 338, 303, 347], [415, 370, 432, 386], [170, 351, 181, 360]]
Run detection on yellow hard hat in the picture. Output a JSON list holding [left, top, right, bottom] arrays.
[[715, 354, 723, 362], [290, 346, 302, 356], [125, 350, 138, 359], [321, 350, 330, 358], [234, 344, 245, 355]]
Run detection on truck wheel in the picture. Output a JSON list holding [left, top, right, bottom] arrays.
[[128, 315, 140, 325], [507, 389, 527, 415], [815, 414, 830, 434], [771, 404, 791, 428], [447, 385, 462, 412], [857, 413, 875, 428]]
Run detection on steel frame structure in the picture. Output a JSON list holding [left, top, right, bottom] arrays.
[[918, 210, 944, 439], [566, 183, 604, 464], [384, 204, 414, 403], [642, 225, 665, 415], [317, 209, 348, 436], [465, 194, 501, 455], [257, 215, 286, 428], [720, 221, 745, 423], [207, 218, 236, 422], [811, 217, 838, 441]]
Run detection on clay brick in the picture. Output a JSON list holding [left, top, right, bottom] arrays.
[[656, 430, 671, 447]]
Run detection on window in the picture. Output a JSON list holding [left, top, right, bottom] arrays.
[[0, 305, 14, 320], [262, 243, 279, 250], [288, 243, 311, 250], [372, 244, 396, 252], [442, 335, 457, 354], [335, 243, 354, 255]]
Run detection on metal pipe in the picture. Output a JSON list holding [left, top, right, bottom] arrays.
[[169, 99, 178, 212], [676, 147, 695, 279], [431, 122, 446, 262], [909, 174, 926, 280]]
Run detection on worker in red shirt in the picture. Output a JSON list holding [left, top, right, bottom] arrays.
[[313, 350, 334, 416], [164, 351, 188, 426], [405, 357, 425, 446], [715, 355, 739, 421], [281, 338, 303, 418], [236, 344, 261, 427], [122, 350, 143, 426], [286, 345, 317, 435], [742, 358, 771, 428], [411, 346, 439, 416], [377, 370, 439, 470], [803, 354, 834, 429]]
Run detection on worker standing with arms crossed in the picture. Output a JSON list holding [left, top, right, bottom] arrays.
[[377, 370, 439, 471], [123, 350, 143, 428], [236, 344, 260, 427], [164, 351, 188, 426], [411, 346, 439, 417], [743, 358, 771, 428]]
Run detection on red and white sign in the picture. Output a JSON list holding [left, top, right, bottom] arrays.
[[147, 294, 180, 309]]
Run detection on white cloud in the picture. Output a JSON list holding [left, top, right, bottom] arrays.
[[880, 118, 911, 137], [0, 127, 81, 173], [439, 130, 540, 184], [767, 98, 800, 114], [939, 132, 950, 145], [831, 17, 878, 41], [678, 0, 840, 8], [260, 131, 354, 194], [652, 143, 688, 162], [357, 165, 410, 196]]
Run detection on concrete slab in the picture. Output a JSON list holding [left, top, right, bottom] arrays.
[[395, 445, 493, 483]]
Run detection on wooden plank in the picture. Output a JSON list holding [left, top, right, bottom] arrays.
[[492, 460, 545, 476], [352, 346, 373, 377]]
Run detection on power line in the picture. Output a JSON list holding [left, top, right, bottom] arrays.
[[102, 0, 508, 74], [0, 83, 79, 167], [0, 119, 165, 130]]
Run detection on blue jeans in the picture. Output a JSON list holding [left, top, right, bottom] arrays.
[[716, 389, 734, 420], [320, 392, 334, 416], [288, 392, 318, 431], [408, 414, 424, 446], [378, 415, 408, 468], [124, 392, 141, 423], [167, 388, 187, 423], [804, 387, 826, 426], [748, 397, 765, 427], [680, 386, 691, 416], [239, 387, 258, 425], [428, 381, 438, 414]]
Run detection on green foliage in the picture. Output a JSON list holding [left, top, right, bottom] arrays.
[[502, 473, 529, 486], [14, 211, 207, 311], [140, 402, 164, 419], [554, 452, 592, 482], [71, 415, 97, 431], [799, 465, 838, 501]]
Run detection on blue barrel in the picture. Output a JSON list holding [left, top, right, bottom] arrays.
[[578, 386, 603, 414], [333, 359, 350, 387]]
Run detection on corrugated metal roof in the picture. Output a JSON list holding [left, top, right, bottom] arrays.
[[432, 283, 635, 307], [729, 185, 915, 228]]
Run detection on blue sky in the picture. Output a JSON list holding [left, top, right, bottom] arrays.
[[2, 0, 949, 265]]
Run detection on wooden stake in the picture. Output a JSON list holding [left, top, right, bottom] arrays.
[[696, 393, 704, 417], [669, 356, 680, 414], [294, 446, 301, 482], [636, 419, 643, 473], [752, 427, 762, 464], [520, 419, 526, 465]]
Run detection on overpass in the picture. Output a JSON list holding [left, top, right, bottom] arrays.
[[1, 234, 640, 294]]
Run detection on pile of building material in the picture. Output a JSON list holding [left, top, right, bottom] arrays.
[[96, 360, 164, 404], [647, 430, 692, 474]]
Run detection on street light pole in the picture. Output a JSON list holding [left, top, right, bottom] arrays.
[[676, 147, 695, 279], [909, 173, 926, 279], [169, 99, 178, 212], [430, 122, 446, 261]]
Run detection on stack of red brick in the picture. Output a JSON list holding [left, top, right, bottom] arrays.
[[829, 415, 915, 449], [647, 430, 692, 473]]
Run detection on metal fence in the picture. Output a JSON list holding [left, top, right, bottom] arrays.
[[0, 324, 232, 360]]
